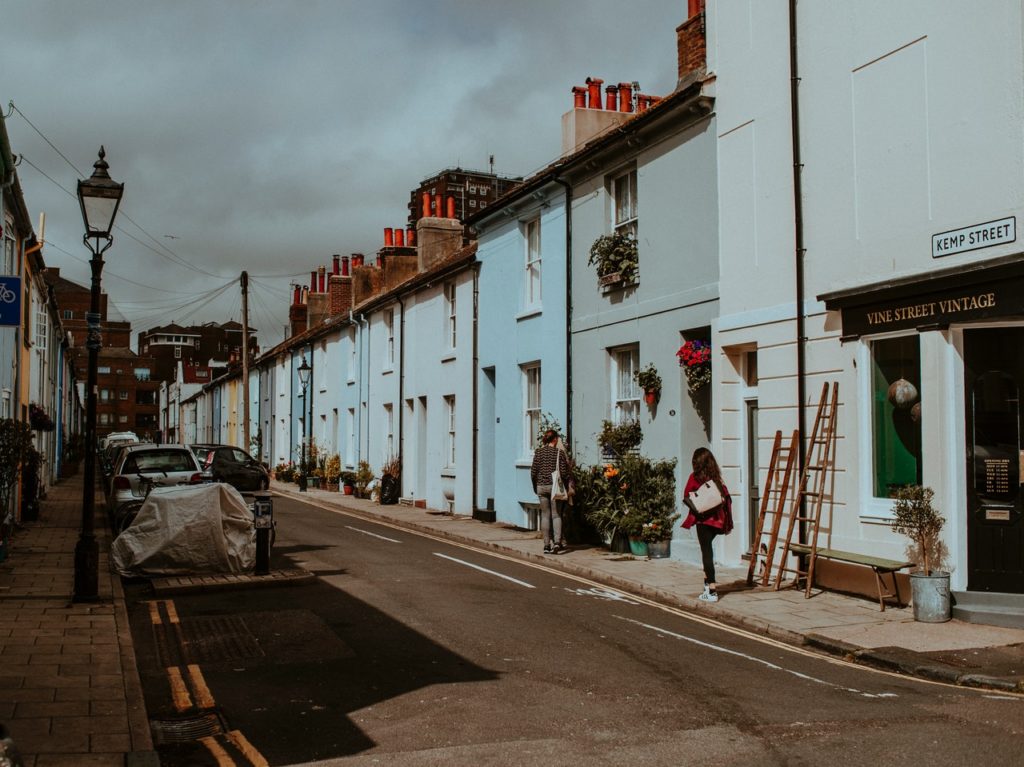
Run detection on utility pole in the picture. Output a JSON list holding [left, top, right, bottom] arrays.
[[241, 271, 251, 455]]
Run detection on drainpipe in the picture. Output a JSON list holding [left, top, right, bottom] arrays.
[[552, 177, 573, 449], [357, 313, 370, 463], [471, 263, 481, 520], [396, 294, 405, 496], [789, 0, 808, 538]]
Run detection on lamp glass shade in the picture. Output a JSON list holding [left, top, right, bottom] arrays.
[[297, 359, 312, 389], [77, 147, 124, 238]]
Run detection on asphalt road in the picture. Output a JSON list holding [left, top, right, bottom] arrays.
[[124, 494, 1024, 767]]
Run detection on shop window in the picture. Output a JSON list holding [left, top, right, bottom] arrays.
[[871, 335, 922, 497]]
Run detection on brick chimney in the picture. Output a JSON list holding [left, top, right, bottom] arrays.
[[560, 77, 634, 156], [289, 301, 307, 338], [677, 1, 707, 84], [352, 259, 384, 306], [416, 216, 463, 272], [329, 256, 353, 316]]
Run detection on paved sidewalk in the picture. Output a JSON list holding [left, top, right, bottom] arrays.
[[272, 481, 1024, 693], [0, 472, 155, 767]]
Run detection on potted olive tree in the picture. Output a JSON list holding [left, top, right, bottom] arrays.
[[891, 485, 950, 622]]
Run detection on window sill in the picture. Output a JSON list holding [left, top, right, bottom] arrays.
[[441, 352, 456, 363], [382, 367, 394, 376], [516, 307, 542, 322], [441, 469, 456, 478], [515, 459, 532, 469]]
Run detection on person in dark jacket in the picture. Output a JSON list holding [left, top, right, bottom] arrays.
[[530, 429, 574, 554], [681, 447, 733, 602]]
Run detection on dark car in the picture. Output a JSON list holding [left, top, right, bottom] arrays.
[[191, 444, 270, 492]]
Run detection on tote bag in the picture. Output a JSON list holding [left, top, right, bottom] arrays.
[[684, 480, 722, 514], [551, 469, 569, 501]]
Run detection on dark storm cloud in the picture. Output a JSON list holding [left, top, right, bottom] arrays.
[[3, 0, 683, 346]]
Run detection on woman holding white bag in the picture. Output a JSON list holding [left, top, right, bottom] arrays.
[[530, 429, 574, 554], [681, 447, 733, 602]]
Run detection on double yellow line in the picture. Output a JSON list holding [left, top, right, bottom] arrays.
[[146, 600, 269, 767]]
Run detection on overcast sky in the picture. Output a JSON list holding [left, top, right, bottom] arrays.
[[4, 0, 683, 350]]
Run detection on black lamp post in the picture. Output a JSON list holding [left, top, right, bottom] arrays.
[[297, 356, 311, 492], [73, 147, 124, 602]]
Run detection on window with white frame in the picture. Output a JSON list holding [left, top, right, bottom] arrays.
[[444, 282, 456, 349], [348, 327, 357, 380], [522, 363, 541, 454], [2, 232, 14, 274], [524, 218, 541, 309], [384, 308, 395, 368], [34, 305, 48, 352], [383, 403, 394, 460], [63, 309, 72, 320], [613, 168, 638, 239], [611, 345, 640, 423], [870, 335, 922, 498], [174, 346, 181, 359], [346, 408, 356, 465], [444, 395, 456, 467]]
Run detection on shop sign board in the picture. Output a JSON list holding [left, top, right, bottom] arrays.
[[932, 216, 1016, 258], [0, 276, 21, 327]]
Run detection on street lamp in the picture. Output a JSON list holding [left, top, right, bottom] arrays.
[[296, 356, 311, 492], [73, 147, 124, 602]]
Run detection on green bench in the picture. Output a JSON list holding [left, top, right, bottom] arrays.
[[788, 543, 915, 611]]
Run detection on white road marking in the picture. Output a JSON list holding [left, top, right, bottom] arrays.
[[434, 553, 535, 588], [567, 586, 640, 605], [345, 525, 402, 543], [616, 615, 895, 699]]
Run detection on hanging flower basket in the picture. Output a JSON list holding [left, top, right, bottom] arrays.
[[633, 364, 661, 406], [676, 340, 711, 393], [29, 404, 55, 432]]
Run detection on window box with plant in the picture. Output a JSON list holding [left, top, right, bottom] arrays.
[[676, 339, 711, 393], [598, 418, 642, 460], [588, 232, 638, 291], [634, 363, 662, 406]]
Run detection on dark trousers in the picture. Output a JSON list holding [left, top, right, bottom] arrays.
[[696, 524, 720, 584]]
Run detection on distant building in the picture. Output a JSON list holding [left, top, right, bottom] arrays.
[[137, 321, 257, 385], [406, 168, 521, 233]]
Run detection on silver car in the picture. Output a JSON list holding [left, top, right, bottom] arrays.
[[108, 445, 204, 531]]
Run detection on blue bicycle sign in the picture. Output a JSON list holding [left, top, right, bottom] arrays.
[[0, 277, 21, 326]]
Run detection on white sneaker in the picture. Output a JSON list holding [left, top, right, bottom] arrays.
[[699, 590, 719, 603]]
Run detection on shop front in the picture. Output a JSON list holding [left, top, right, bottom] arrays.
[[821, 254, 1024, 598]]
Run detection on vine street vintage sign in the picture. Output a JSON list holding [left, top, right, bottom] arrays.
[[932, 217, 1016, 258]]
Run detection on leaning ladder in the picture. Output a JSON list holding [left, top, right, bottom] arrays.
[[773, 382, 839, 597], [746, 429, 798, 586]]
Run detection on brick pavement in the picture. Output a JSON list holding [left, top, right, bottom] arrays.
[[0, 472, 155, 767]]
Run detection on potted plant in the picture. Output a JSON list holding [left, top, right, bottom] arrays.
[[379, 454, 401, 505], [890, 485, 950, 622], [273, 462, 295, 483], [354, 460, 375, 499], [581, 463, 632, 552], [598, 419, 643, 459], [340, 470, 357, 495], [28, 403, 55, 432], [676, 339, 712, 393], [634, 363, 662, 406], [324, 453, 341, 491], [618, 454, 679, 558], [588, 232, 638, 290]]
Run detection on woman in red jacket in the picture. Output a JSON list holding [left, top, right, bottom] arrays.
[[681, 447, 732, 602]]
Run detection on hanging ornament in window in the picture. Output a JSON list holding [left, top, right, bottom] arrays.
[[887, 378, 918, 409], [910, 402, 922, 423]]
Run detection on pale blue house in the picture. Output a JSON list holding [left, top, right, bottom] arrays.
[[471, 177, 569, 527]]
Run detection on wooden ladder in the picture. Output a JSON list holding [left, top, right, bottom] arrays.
[[773, 382, 839, 597], [745, 429, 798, 586]]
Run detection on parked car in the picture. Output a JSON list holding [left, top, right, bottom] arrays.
[[190, 444, 270, 492], [107, 445, 204, 533]]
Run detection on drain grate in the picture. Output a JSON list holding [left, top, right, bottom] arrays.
[[150, 712, 225, 745], [154, 615, 265, 666]]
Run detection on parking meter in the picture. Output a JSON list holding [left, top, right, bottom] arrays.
[[253, 494, 273, 575]]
